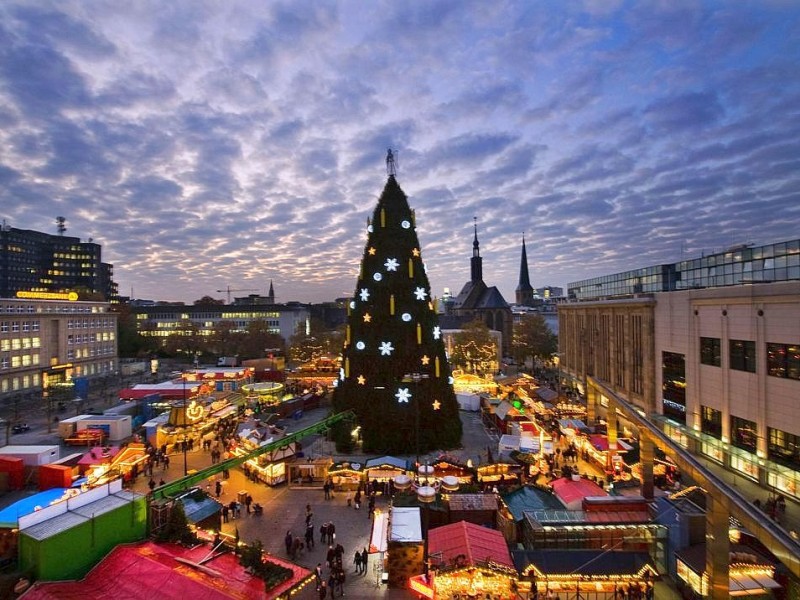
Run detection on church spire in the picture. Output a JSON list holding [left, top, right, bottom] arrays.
[[267, 279, 275, 304], [516, 233, 534, 306], [470, 217, 483, 283]]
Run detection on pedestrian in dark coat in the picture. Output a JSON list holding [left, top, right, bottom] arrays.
[[320, 522, 328, 544], [285, 530, 293, 555], [305, 523, 315, 549]]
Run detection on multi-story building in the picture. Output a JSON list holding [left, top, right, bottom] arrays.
[[559, 239, 800, 502], [131, 302, 310, 347], [0, 224, 118, 301], [0, 294, 118, 404]]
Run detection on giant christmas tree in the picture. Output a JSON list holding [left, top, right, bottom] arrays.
[[332, 151, 462, 455]]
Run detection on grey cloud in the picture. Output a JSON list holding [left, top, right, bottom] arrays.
[[643, 91, 725, 133]]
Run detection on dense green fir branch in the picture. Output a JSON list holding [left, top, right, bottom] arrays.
[[332, 175, 462, 455]]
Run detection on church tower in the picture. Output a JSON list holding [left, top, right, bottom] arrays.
[[470, 217, 483, 283], [515, 233, 534, 307], [267, 280, 275, 304]]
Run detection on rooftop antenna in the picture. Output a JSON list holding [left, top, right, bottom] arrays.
[[56, 216, 66, 236], [386, 148, 397, 177]]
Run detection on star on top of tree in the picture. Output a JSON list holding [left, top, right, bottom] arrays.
[[421, 355, 430, 365], [357, 375, 366, 385], [414, 287, 427, 300], [384, 258, 399, 271], [395, 388, 412, 403], [359, 288, 370, 302], [379, 341, 395, 356], [432, 399, 441, 410], [363, 313, 371, 322]]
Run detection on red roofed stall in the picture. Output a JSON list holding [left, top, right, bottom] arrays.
[[20, 541, 314, 600], [424, 521, 517, 599]]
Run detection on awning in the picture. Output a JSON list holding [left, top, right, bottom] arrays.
[[369, 511, 389, 553], [730, 572, 781, 595]]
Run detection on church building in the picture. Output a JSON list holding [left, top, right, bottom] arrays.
[[446, 219, 513, 356]]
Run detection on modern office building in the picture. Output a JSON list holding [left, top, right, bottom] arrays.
[[131, 302, 310, 347], [559, 239, 800, 502], [0, 224, 118, 301], [0, 294, 118, 404]]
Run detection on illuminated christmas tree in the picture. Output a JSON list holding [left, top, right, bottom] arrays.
[[332, 150, 462, 455]]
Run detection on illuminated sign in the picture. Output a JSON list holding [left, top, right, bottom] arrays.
[[16, 290, 79, 301], [185, 400, 205, 422], [408, 575, 434, 599]]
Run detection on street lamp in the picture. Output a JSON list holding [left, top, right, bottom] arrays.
[[181, 374, 189, 476]]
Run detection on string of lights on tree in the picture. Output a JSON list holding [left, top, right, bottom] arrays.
[[332, 151, 462, 454]]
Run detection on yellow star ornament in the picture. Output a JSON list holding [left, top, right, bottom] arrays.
[[363, 313, 371, 323], [421, 355, 430, 365], [357, 375, 366, 385], [432, 400, 441, 410], [368, 247, 377, 255]]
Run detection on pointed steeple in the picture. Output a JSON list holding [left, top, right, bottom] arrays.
[[516, 233, 534, 306], [470, 217, 483, 283], [267, 279, 275, 304]]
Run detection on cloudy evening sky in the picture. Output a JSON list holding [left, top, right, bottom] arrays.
[[2, 1, 799, 304]]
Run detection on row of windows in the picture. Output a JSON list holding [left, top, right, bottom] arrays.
[[0, 337, 41, 351], [700, 337, 799, 379], [67, 332, 115, 344], [0, 304, 109, 314], [66, 345, 115, 360], [68, 318, 114, 329], [702, 410, 800, 470], [0, 321, 41, 333], [0, 354, 40, 369], [0, 372, 41, 393]]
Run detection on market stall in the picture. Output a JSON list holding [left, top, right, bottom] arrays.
[[514, 549, 658, 599], [675, 544, 781, 598], [288, 457, 332, 488], [476, 462, 521, 487], [328, 460, 365, 491], [429, 457, 475, 484], [424, 520, 518, 600], [365, 456, 409, 483]]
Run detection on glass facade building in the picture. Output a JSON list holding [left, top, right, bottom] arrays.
[[568, 239, 800, 300]]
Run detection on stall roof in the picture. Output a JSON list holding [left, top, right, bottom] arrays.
[[428, 521, 514, 570], [558, 418, 587, 431], [390, 507, 422, 543], [21, 540, 310, 600], [513, 549, 655, 577], [586, 434, 633, 452], [524, 510, 653, 528], [448, 494, 498, 513], [501, 486, 563, 522], [178, 491, 223, 524], [365, 456, 408, 471], [551, 478, 608, 508], [533, 387, 559, 403], [495, 401, 523, 421]]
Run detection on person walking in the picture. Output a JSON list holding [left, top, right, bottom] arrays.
[[353, 549, 361, 574], [328, 522, 336, 545], [354, 490, 361, 510], [215, 480, 222, 498], [317, 581, 327, 600], [244, 493, 252, 514], [320, 522, 329, 545], [359, 548, 368, 575], [305, 522, 315, 549], [285, 530, 293, 556]]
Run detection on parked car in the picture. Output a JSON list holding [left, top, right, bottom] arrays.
[[12, 423, 30, 434]]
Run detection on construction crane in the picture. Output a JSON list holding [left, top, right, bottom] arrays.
[[216, 286, 258, 304]]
